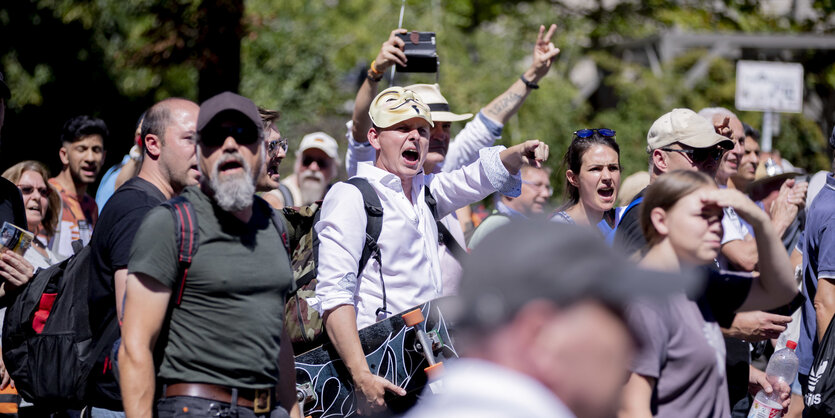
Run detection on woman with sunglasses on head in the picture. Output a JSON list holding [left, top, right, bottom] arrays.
[[551, 128, 621, 235], [2, 161, 60, 269], [618, 170, 796, 418]]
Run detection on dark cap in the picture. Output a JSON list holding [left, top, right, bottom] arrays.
[[447, 220, 702, 330], [197, 92, 261, 134], [0, 71, 9, 100]]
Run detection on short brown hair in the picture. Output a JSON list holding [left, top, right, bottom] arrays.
[[640, 170, 715, 247]]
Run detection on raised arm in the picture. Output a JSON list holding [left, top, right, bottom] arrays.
[[351, 29, 408, 145], [481, 24, 560, 125], [702, 188, 797, 311]]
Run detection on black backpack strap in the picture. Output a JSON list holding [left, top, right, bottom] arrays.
[[424, 188, 468, 261], [266, 201, 291, 258], [344, 178, 388, 316], [345, 178, 384, 275], [277, 183, 294, 207], [161, 196, 199, 307]]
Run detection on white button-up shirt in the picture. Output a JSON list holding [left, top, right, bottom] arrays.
[[313, 146, 519, 328]]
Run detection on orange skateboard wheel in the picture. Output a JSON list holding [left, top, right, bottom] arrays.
[[402, 308, 425, 326], [424, 362, 445, 379]]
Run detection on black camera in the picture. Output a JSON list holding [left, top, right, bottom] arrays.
[[395, 31, 438, 73]]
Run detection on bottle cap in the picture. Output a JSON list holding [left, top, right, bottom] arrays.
[[787, 340, 797, 350]]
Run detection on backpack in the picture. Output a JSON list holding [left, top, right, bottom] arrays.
[[283, 178, 467, 354], [2, 241, 112, 409], [805, 313, 835, 417], [284, 178, 383, 354]]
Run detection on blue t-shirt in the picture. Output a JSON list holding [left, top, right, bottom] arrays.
[[799, 173, 835, 375]]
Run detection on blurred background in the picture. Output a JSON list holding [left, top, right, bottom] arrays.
[[2, 0, 835, 202]]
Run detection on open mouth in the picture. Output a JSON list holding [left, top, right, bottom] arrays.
[[219, 160, 243, 174], [402, 149, 420, 164], [267, 159, 282, 181], [598, 186, 615, 201]]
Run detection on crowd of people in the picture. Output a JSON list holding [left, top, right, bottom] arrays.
[[0, 21, 829, 418]]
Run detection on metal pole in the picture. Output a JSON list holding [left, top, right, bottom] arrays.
[[761, 110, 773, 153]]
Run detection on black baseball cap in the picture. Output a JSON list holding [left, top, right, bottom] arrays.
[[447, 220, 702, 330], [0, 71, 9, 100], [197, 92, 260, 134]]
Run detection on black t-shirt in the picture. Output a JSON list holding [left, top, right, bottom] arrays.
[[614, 188, 647, 256], [87, 177, 165, 409], [0, 177, 26, 230]]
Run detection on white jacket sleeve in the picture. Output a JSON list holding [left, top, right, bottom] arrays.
[[442, 111, 503, 173], [310, 182, 368, 314], [429, 146, 521, 218]]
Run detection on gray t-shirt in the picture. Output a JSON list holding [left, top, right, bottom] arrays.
[[128, 186, 294, 388], [628, 293, 730, 417]]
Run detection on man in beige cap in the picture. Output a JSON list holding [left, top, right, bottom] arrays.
[[313, 86, 547, 415], [274, 131, 340, 207], [613, 108, 733, 256], [345, 24, 559, 293]]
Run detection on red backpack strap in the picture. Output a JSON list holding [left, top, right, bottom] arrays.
[[161, 196, 199, 306]]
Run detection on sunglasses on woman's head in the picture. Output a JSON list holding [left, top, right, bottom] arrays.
[[18, 185, 50, 197], [574, 128, 616, 138]]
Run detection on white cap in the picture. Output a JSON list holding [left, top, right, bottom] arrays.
[[298, 132, 340, 164]]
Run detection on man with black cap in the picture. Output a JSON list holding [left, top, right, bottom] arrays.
[[404, 220, 692, 418], [119, 92, 300, 418], [314, 86, 548, 414]]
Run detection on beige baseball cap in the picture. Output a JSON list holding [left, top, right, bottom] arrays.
[[646, 108, 734, 153], [369, 87, 434, 129], [297, 131, 340, 163], [406, 84, 473, 123]]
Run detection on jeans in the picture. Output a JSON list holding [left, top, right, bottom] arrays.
[[156, 396, 290, 418], [89, 407, 125, 418]]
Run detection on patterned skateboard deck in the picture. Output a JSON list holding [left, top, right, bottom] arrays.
[[294, 297, 457, 417]]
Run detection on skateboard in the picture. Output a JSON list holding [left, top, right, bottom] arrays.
[[294, 297, 457, 417]]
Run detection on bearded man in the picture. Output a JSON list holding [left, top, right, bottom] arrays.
[[119, 92, 301, 418]]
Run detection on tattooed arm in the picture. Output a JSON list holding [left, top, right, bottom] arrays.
[[482, 24, 560, 125]]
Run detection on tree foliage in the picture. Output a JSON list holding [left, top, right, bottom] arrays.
[[1, 0, 834, 199]]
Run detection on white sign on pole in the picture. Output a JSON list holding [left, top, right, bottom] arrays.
[[735, 61, 804, 114]]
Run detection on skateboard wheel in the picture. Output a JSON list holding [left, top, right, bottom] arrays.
[[424, 362, 445, 379], [402, 308, 425, 326]]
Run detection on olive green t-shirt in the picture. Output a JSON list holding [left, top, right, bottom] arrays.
[[128, 186, 294, 388]]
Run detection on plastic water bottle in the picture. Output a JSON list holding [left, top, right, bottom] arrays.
[[747, 340, 799, 418]]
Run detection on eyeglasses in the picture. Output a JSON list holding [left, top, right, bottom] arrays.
[[268, 138, 288, 155], [18, 185, 50, 197], [659, 146, 727, 163], [302, 155, 331, 169], [574, 128, 616, 138], [201, 125, 259, 147], [522, 180, 553, 196]]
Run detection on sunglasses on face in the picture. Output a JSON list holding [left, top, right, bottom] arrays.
[[201, 125, 259, 147], [660, 145, 726, 163], [18, 185, 50, 197], [574, 128, 616, 138], [268, 138, 288, 155], [302, 155, 330, 169]]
